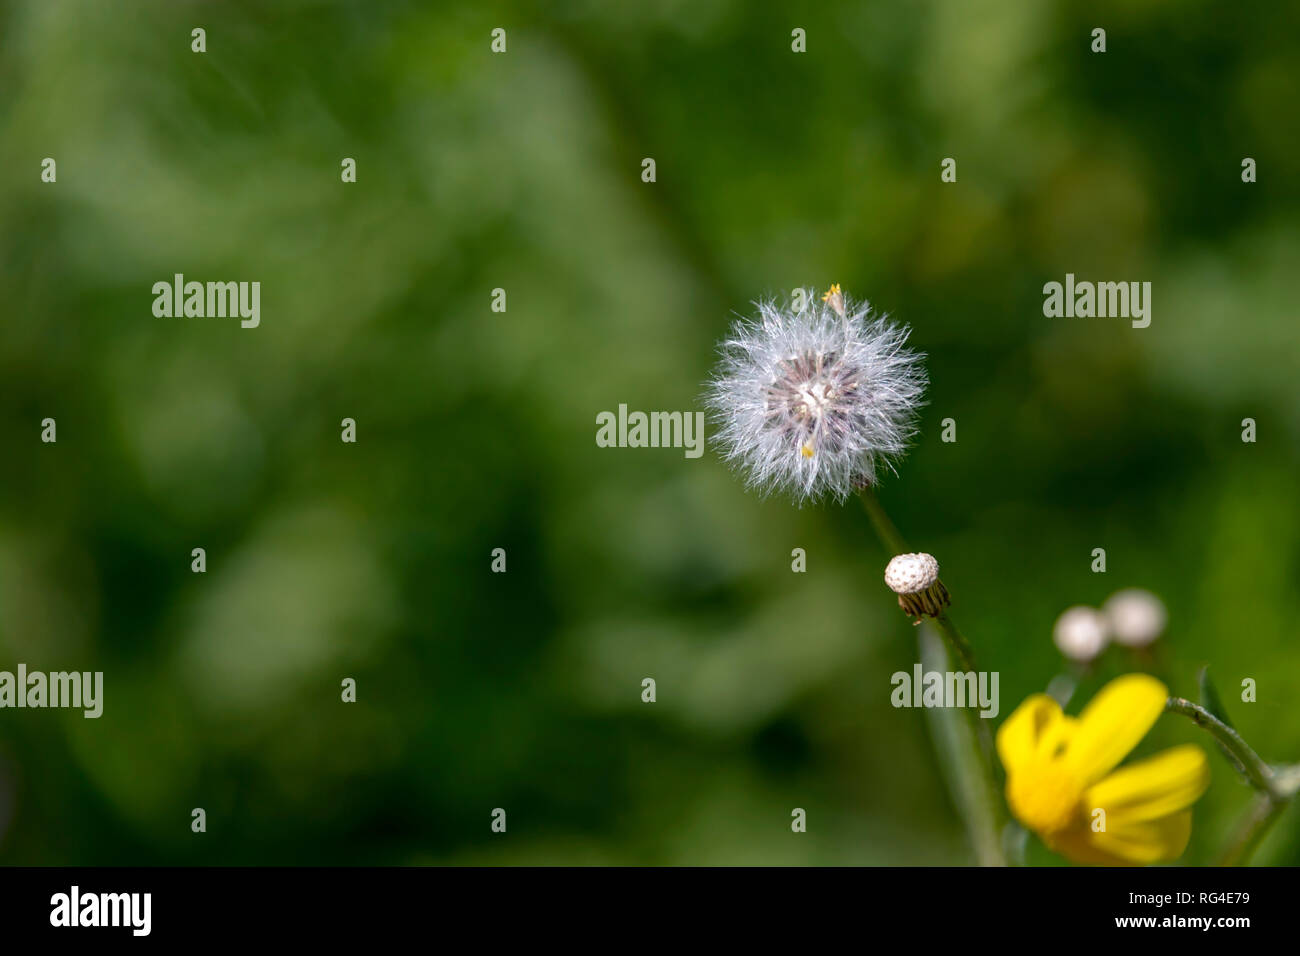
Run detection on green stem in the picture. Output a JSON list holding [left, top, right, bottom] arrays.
[[931, 613, 977, 675], [1165, 697, 1279, 798], [857, 483, 1005, 865], [1218, 793, 1287, 866], [1166, 698, 1300, 866], [857, 483, 908, 555], [858, 485, 976, 672], [919, 626, 1005, 866]]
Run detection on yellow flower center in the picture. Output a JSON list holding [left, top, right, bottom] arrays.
[[1007, 764, 1084, 837]]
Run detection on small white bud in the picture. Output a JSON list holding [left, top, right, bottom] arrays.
[[885, 552, 939, 594], [884, 552, 949, 618], [1053, 606, 1109, 662], [1103, 588, 1166, 648]]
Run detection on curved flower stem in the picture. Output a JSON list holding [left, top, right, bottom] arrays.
[[1165, 697, 1278, 798], [1166, 697, 1300, 865], [857, 483, 1005, 864]]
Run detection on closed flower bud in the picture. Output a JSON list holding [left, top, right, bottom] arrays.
[[1053, 606, 1109, 662], [1103, 588, 1167, 648], [884, 552, 951, 619]]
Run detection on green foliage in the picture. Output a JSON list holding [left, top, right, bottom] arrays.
[[0, 0, 1297, 865]]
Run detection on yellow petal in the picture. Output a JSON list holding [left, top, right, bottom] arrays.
[[1064, 674, 1168, 785], [1047, 828, 1135, 866], [1085, 745, 1210, 824], [1049, 811, 1193, 866], [996, 694, 1064, 775], [1093, 811, 1194, 865]]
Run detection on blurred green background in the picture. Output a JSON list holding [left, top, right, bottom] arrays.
[[1, 0, 1297, 865]]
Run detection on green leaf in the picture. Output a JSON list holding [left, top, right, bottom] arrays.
[[1198, 665, 1235, 728], [1197, 666, 1249, 780]]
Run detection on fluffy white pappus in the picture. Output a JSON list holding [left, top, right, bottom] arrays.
[[704, 288, 927, 504]]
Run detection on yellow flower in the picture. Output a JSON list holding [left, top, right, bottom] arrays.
[[997, 674, 1210, 865]]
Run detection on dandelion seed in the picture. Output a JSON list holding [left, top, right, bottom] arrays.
[[704, 286, 927, 504]]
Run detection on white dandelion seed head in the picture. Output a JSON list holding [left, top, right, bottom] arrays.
[[704, 286, 927, 504], [1052, 606, 1110, 663], [1103, 588, 1167, 648]]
